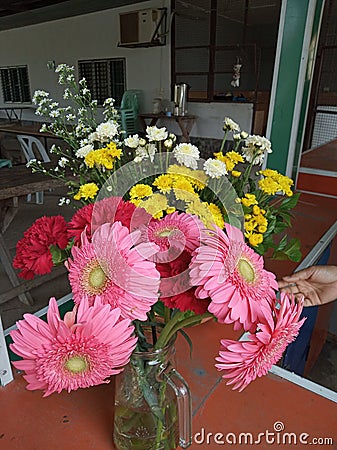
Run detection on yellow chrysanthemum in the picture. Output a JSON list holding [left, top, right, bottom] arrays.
[[130, 184, 153, 199], [244, 219, 257, 232], [173, 178, 195, 201], [106, 142, 122, 158], [231, 170, 242, 177], [258, 177, 280, 196], [166, 206, 176, 214], [258, 169, 294, 197], [207, 203, 225, 228], [84, 150, 97, 168], [73, 182, 99, 201], [140, 193, 168, 219], [245, 231, 264, 247], [213, 151, 227, 164], [240, 193, 258, 207], [185, 199, 215, 228], [152, 174, 174, 193], [225, 151, 244, 164]]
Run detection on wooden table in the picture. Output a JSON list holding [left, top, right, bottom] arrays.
[[0, 121, 58, 154], [139, 113, 197, 142], [1, 319, 336, 449], [0, 164, 64, 306]]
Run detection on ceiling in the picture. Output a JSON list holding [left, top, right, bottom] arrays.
[[0, 0, 148, 31]]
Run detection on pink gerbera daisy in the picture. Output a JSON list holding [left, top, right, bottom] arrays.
[[67, 221, 160, 320], [215, 293, 306, 391], [138, 212, 203, 262], [189, 223, 278, 332], [13, 215, 69, 279], [10, 297, 137, 396]]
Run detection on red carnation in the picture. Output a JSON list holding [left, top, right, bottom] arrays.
[[13, 215, 69, 279], [157, 251, 211, 315], [68, 197, 150, 244]]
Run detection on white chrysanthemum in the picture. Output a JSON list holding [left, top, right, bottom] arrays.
[[146, 126, 168, 142], [76, 144, 94, 158], [242, 135, 272, 165], [135, 143, 157, 162], [223, 117, 240, 132], [173, 143, 200, 169], [203, 158, 228, 178], [124, 134, 140, 148], [95, 120, 119, 142]]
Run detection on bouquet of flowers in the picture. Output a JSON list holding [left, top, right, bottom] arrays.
[[10, 64, 305, 448]]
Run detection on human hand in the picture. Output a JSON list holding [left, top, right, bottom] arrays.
[[278, 265, 337, 307]]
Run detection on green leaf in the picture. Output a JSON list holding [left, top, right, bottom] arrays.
[[178, 329, 193, 358], [272, 238, 302, 262], [50, 245, 66, 265], [279, 192, 300, 211]]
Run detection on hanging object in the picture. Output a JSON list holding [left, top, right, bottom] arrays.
[[231, 57, 242, 88]]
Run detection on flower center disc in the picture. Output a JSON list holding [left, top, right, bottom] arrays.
[[65, 355, 87, 374], [237, 258, 255, 283], [89, 265, 107, 289], [157, 227, 176, 238]]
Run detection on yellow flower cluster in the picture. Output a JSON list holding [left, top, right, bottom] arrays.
[[84, 142, 122, 170], [238, 194, 268, 247], [258, 169, 293, 197], [73, 182, 99, 201], [214, 150, 243, 176], [167, 165, 207, 190]]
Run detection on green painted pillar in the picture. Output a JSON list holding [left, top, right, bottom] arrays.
[[265, 0, 325, 178]]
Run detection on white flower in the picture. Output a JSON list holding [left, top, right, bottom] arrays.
[[26, 159, 36, 168], [76, 144, 94, 158], [173, 143, 200, 169], [40, 124, 48, 133], [124, 134, 140, 148], [233, 133, 241, 141], [164, 139, 173, 149], [95, 120, 118, 142], [66, 114, 76, 121], [139, 138, 146, 146], [88, 131, 98, 143], [223, 117, 240, 132], [203, 158, 227, 178], [58, 157, 69, 168], [240, 131, 249, 139], [58, 197, 70, 206], [146, 126, 168, 142], [135, 143, 156, 162], [82, 88, 90, 95], [242, 135, 272, 165], [50, 110, 60, 118]]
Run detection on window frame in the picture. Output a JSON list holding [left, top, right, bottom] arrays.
[[0, 65, 31, 104], [78, 58, 126, 107]]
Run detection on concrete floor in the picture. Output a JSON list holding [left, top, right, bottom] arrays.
[[1, 188, 337, 396]]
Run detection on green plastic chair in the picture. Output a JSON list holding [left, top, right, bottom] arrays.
[[120, 90, 143, 136]]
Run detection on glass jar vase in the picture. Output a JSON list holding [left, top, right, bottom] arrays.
[[113, 336, 192, 449]]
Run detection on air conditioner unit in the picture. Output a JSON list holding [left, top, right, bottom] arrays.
[[119, 8, 167, 47]]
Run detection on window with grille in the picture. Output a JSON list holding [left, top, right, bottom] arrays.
[[0, 66, 31, 103], [78, 58, 126, 107]]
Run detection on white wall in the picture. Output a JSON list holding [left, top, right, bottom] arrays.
[[0, 0, 252, 137]]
